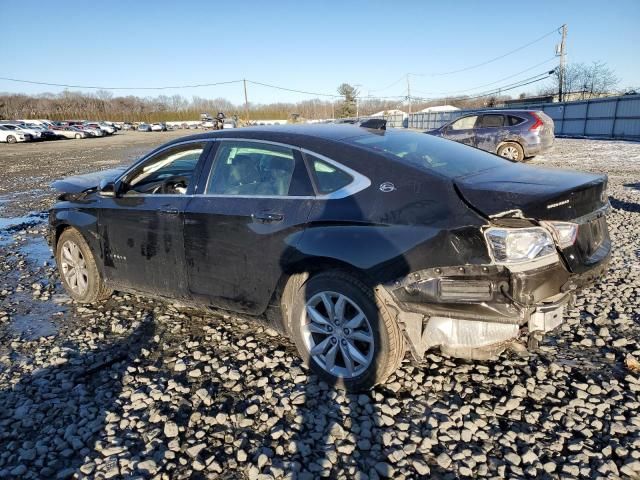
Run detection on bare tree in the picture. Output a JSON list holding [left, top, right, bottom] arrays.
[[540, 61, 619, 99]]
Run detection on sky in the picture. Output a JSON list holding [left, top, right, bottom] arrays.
[[1, 0, 638, 106]]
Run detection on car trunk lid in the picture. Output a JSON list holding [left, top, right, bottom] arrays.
[[454, 163, 607, 221], [454, 163, 610, 273]]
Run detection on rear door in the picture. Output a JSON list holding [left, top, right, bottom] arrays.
[[474, 114, 506, 152], [442, 115, 478, 147], [183, 139, 315, 314]]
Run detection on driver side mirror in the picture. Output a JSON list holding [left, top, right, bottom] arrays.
[[98, 179, 117, 197]]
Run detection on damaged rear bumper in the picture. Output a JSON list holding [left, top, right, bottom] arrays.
[[382, 255, 609, 361]]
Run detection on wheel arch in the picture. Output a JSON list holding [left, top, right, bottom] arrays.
[[266, 255, 375, 335]]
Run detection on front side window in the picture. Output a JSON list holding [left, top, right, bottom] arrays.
[[124, 143, 205, 194], [206, 141, 296, 196], [449, 115, 478, 130]]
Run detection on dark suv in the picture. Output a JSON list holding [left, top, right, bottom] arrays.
[[49, 125, 608, 390], [427, 110, 555, 161]]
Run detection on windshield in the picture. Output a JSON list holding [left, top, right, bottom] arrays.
[[345, 130, 512, 178]]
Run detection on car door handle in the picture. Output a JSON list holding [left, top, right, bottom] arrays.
[[252, 212, 284, 223], [159, 207, 179, 216]]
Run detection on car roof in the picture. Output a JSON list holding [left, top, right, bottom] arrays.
[[165, 124, 390, 147]]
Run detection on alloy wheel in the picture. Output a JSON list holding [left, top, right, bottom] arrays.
[[301, 291, 374, 378], [60, 240, 89, 295], [500, 146, 519, 160]]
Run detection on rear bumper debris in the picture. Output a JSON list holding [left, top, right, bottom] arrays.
[[383, 256, 608, 361]]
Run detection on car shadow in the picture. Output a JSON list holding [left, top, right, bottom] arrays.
[[0, 314, 156, 478], [610, 196, 640, 213], [278, 193, 411, 478]]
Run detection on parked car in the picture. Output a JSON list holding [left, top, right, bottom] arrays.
[[21, 123, 58, 141], [426, 110, 554, 161], [76, 125, 104, 137], [0, 125, 31, 143], [3, 123, 42, 140], [53, 126, 89, 139], [122, 123, 133, 130], [223, 120, 237, 129], [137, 123, 152, 132], [86, 122, 115, 135], [150, 123, 167, 132], [49, 124, 610, 390]]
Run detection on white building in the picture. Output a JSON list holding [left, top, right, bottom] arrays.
[[418, 105, 460, 113]]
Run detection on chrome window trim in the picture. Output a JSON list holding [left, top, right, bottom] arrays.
[[202, 139, 371, 200], [112, 136, 372, 201], [300, 148, 371, 200], [114, 138, 215, 184]]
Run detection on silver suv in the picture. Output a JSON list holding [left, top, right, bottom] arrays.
[[427, 110, 555, 161]]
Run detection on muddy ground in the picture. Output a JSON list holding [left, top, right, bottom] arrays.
[[0, 135, 639, 479]]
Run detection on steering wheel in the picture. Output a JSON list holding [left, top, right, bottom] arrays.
[[160, 175, 189, 194]]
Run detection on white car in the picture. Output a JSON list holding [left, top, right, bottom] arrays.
[[53, 127, 88, 139], [0, 125, 30, 143], [86, 123, 115, 135], [150, 123, 163, 131], [223, 120, 237, 129], [2, 123, 42, 139]]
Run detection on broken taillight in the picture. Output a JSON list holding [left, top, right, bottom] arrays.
[[529, 112, 544, 131]]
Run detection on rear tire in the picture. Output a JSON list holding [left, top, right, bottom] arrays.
[[75, 133, 82, 139], [6, 135, 16, 144], [56, 228, 113, 303], [497, 142, 524, 161], [286, 270, 405, 391]]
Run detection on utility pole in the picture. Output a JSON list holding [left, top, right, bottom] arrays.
[[243, 79, 249, 122], [557, 24, 567, 102], [406, 74, 412, 115]]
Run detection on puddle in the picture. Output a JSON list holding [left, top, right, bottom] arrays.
[[10, 314, 59, 340], [19, 236, 53, 266], [0, 212, 47, 232]]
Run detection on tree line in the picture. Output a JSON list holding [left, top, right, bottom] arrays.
[[0, 62, 626, 122]]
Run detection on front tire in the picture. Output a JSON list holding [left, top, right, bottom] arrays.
[[75, 133, 82, 139], [497, 142, 524, 161], [287, 270, 405, 391], [56, 228, 113, 303]]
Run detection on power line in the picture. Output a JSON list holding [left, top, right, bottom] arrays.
[[368, 75, 408, 93], [411, 72, 553, 102], [410, 57, 557, 96], [0, 76, 244, 90], [413, 26, 561, 77], [244, 80, 342, 98]]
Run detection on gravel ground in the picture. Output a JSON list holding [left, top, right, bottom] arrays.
[[0, 137, 639, 479]]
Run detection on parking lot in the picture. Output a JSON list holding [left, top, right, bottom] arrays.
[[0, 135, 639, 479]]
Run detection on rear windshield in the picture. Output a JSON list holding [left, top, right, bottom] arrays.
[[345, 130, 511, 178]]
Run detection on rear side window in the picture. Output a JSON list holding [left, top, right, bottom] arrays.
[[307, 155, 353, 194], [479, 114, 504, 128], [507, 115, 525, 126]]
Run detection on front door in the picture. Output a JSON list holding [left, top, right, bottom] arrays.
[[442, 115, 478, 147], [184, 139, 314, 314], [98, 141, 209, 298]]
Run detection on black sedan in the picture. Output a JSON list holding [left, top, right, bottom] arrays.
[[49, 124, 610, 390]]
